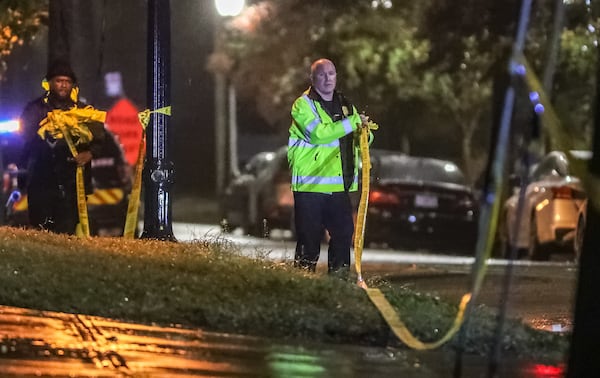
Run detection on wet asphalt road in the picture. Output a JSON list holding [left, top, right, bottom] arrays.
[[0, 305, 446, 377], [371, 261, 577, 333]]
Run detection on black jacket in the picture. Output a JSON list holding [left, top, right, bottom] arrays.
[[20, 95, 105, 194]]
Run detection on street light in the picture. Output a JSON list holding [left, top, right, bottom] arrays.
[[215, 0, 245, 17], [212, 0, 245, 195]]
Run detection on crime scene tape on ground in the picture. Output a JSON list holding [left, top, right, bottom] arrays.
[[123, 106, 171, 239], [516, 55, 599, 213], [353, 119, 476, 351]]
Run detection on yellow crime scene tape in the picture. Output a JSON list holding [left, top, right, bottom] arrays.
[[13, 195, 28, 211], [86, 188, 124, 205], [352, 55, 594, 350], [38, 103, 174, 238], [353, 118, 474, 350], [517, 55, 599, 212], [39, 107, 107, 237], [353, 119, 373, 289], [11, 188, 123, 211], [123, 106, 171, 239]]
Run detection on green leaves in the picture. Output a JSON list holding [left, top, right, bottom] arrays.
[[223, 0, 596, 179], [0, 0, 47, 81]]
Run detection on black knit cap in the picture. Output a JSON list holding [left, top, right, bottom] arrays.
[[46, 59, 77, 82]]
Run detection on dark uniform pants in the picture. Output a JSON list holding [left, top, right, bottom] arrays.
[[28, 183, 79, 234], [293, 191, 354, 273]]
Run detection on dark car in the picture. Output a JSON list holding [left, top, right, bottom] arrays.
[[1, 125, 132, 236], [364, 151, 478, 253], [220, 146, 293, 236]]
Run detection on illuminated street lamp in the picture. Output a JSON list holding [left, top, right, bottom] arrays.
[[212, 0, 245, 195], [215, 0, 245, 17]]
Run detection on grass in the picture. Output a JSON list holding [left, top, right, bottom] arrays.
[[0, 226, 568, 362]]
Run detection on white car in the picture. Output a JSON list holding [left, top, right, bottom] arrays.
[[503, 151, 588, 260]]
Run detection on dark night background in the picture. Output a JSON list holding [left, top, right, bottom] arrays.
[[0, 0, 281, 197]]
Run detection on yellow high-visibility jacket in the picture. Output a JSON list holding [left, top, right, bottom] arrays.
[[288, 88, 372, 193]]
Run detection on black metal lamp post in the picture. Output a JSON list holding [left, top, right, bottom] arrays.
[[141, 0, 175, 241]]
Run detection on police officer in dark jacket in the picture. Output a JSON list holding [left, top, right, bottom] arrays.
[[19, 60, 105, 234]]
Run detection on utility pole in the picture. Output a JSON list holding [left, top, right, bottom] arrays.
[[141, 0, 175, 241]]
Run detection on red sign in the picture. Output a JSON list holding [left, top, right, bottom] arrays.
[[105, 98, 143, 166]]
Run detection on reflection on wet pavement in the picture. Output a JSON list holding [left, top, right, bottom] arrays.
[[0, 305, 567, 377], [0, 305, 428, 377]]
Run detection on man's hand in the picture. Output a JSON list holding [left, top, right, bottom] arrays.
[[358, 113, 379, 130], [73, 151, 93, 166], [359, 113, 369, 126]]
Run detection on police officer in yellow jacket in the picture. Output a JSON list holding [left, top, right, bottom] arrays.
[[288, 58, 372, 275]]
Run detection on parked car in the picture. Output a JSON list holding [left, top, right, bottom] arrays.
[[502, 150, 588, 260], [1, 124, 133, 236], [219, 146, 293, 236], [221, 148, 479, 252], [364, 150, 478, 253]]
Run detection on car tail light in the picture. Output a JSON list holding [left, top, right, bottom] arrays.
[[369, 190, 399, 205], [526, 363, 564, 377], [551, 186, 574, 199]]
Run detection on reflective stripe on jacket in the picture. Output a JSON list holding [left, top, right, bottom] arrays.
[[287, 88, 363, 193]]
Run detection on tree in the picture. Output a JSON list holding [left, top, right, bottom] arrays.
[[419, 36, 495, 180], [0, 0, 47, 81], [424, 0, 598, 155], [225, 0, 496, 180], [224, 0, 598, 181], [554, 17, 599, 149], [224, 1, 427, 119]]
